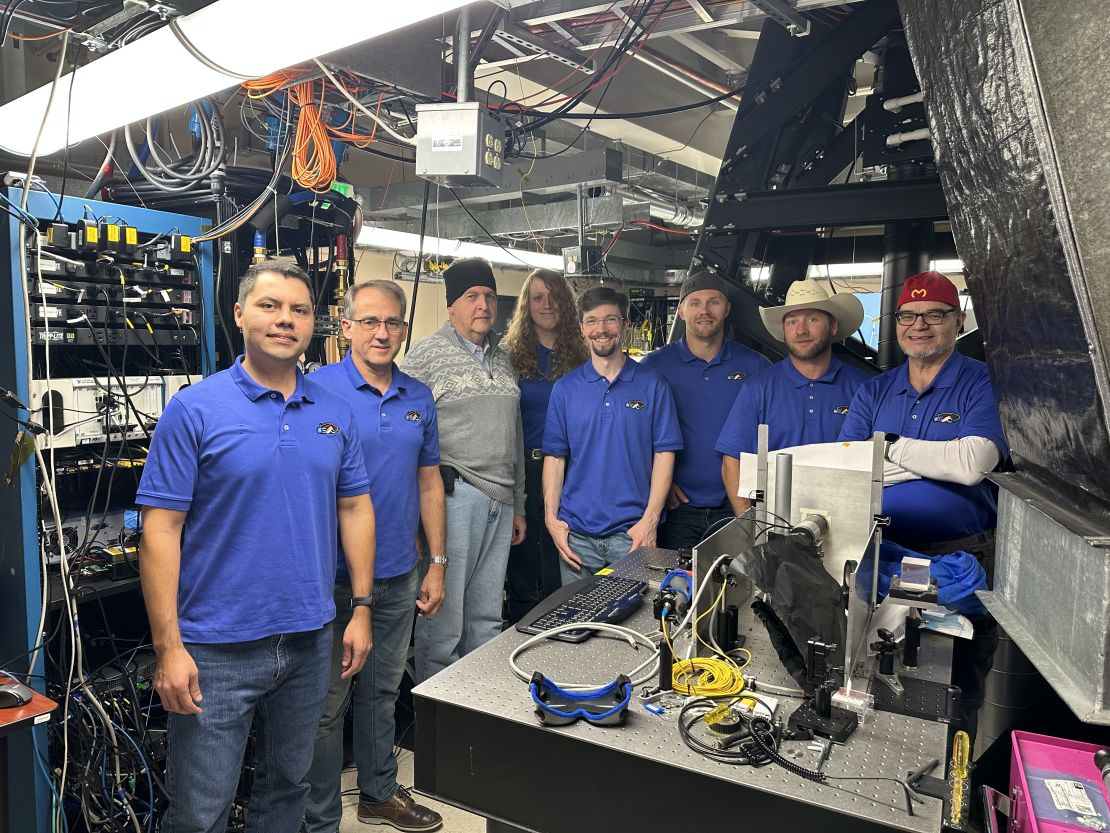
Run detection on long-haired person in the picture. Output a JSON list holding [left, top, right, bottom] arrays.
[[503, 269, 588, 622]]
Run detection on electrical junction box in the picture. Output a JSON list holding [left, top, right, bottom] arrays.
[[562, 245, 604, 277], [415, 102, 504, 188]]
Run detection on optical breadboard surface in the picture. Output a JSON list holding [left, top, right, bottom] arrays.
[[413, 549, 947, 832], [0, 188, 215, 833]]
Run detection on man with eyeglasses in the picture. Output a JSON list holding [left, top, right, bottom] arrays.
[[304, 280, 446, 832], [543, 286, 682, 583], [838, 270, 1009, 740], [716, 278, 868, 517], [401, 258, 526, 682]]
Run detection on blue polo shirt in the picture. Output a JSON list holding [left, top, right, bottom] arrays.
[[518, 344, 554, 450], [311, 355, 440, 579], [716, 357, 871, 457], [136, 357, 370, 644], [641, 338, 770, 507], [838, 351, 1009, 544], [543, 359, 683, 537]]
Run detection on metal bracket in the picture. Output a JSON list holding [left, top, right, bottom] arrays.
[[748, 0, 811, 36]]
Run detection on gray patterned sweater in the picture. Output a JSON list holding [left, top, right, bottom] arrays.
[[401, 322, 526, 514]]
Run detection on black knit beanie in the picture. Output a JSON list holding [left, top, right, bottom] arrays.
[[443, 258, 497, 307]]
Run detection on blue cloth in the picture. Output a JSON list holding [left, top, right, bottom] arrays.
[[518, 343, 555, 449], [641, 338, 770, 507], [136, 357, 370, 643], [870, 540, 988, 616], [839, 352, 1009, 543], [164, 627, 332, 833], [310, 355, 440, 579], [414, 479, 514, 682], [715, 357, 871, 457], [304, 570, 419, 830], [544, 359, 683, 537]]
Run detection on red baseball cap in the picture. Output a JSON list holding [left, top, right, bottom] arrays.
[[897, 271, 959, 309]]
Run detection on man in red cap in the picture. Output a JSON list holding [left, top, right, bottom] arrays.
[[839, 270, 1009, 741]]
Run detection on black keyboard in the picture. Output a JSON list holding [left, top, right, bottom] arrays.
[[515, 574, 648, 643]]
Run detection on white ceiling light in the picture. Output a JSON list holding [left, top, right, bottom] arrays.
[[357, 226, 564, 272], [807, 259, 965, 280], [0, 0, 467, 156]]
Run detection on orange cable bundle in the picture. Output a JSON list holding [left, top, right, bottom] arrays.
[[242, 67, 311, 99], [287, 80, 337, 192]]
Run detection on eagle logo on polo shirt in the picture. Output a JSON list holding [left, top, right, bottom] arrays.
[[727, 371, 746, 381], [625, 400, 646, 410], [405, 410, 422, 422], [934, 412, 961, 423], [833, 405, 850, 415], [317, 422, 340, 435]]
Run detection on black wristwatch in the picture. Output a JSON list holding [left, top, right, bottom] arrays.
[[350, 595, 374, 610], [883, 433, 901, 463]]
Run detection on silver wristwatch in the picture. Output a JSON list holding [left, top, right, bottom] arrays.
[[429, 555, 449, 569]]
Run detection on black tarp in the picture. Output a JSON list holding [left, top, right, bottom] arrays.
[[898, 0, 1110, 511]]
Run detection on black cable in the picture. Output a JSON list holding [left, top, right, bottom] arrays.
[[447, 188, 545, 269], [362, 145, 415, 164], [404, 179, 431, 352], [52, 41, 86, 220]]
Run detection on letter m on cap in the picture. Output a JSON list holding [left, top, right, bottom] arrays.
[[911, 288, 927, 298]]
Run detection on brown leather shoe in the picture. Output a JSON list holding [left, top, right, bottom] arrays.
[[357, 786, 443, 832]]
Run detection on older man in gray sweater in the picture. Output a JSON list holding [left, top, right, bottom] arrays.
[[401, 258, 526, 681]]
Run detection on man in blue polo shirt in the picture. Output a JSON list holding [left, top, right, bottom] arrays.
[[717, 278, 868, 514], [137, 263, 375, 833], [304, 280, 446, 833], [543, 286, 683, 582], [640, 270, 769, 548], [838, 270, 1008, 739]]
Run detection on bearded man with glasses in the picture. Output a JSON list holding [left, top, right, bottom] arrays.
[[839, 270, 1009, 743], [542, 286, 682, 584]]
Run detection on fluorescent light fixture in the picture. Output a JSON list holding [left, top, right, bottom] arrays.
[[0, 0, 467, 156], [807, 259, 965, 280], [357, 226, 565, 272]]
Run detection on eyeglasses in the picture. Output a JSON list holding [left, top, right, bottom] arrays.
[[581, 315, 626, 329], [894, 309, 957, 326], [351, 317, 405, 333]]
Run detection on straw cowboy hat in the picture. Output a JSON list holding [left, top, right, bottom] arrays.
[[758, 278, 865, 343]]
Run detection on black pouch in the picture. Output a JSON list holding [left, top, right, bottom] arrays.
[[439, 465, 457, 494]]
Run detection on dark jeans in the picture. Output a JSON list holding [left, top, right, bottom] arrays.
[[657, 501, 735, 550], [506, 452, 562, 623], [912, 530, 998, 743], [164, 628, 332, 833]]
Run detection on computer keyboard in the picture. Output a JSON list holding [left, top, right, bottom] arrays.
[[516, 574, 648, 643]]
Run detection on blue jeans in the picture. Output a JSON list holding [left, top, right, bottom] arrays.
[[561, 530, 633, 585], [414, 479, 513, 681], [303, 571, 419, 832], [163, 627, 332, 833]]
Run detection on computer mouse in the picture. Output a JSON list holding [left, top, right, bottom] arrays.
[[0, 681, 34, 708]]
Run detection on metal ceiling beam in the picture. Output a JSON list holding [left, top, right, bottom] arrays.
[[669, 31, 748, 73], [471, 67, 724, 175], [511, 0, 863, 49], [359, 148, 623, 217], [382, 195, 649, 238], [702, 178, 949, 232], [495, 21, 596, 75]]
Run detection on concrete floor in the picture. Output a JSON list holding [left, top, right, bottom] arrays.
[[336, 747, 484, 833]]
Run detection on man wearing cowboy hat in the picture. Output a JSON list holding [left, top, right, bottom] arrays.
[[716, 278, 869, 515], [838, 270, 1008, 741], [641, 270, 770, 548]]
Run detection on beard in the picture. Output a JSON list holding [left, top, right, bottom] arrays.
[[590, 339, 621, 359], [787, 333, 832, 361]]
